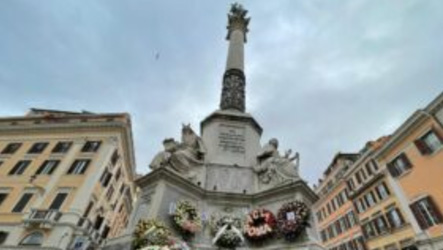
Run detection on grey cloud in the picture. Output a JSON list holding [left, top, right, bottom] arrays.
[[0, 0, 441, 185]]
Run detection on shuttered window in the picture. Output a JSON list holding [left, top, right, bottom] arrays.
[[387, 153, 412, 178], [386, 207, 405, 228], [410, 196, 442, 229], [415, 129, 442, 155]]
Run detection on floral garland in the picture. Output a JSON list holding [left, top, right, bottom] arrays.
[[134, 219, 190, 250], [244, 208, 276, 241], [210, 214, 244, 248], [277, 201, 310, 241], [133, 219, 171, 249], [171, 200, 202, 238]]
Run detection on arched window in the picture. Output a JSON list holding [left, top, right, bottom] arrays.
[[19, 232, 43, 246]]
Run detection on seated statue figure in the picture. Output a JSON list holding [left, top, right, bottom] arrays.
[[150, 124, 206, 180], [254, 138, 299, 186]]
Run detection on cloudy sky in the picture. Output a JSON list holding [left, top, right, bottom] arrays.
[[0, 0, 442, 186]]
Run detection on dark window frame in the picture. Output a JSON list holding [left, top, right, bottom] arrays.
[[27, 142, 49, 154]]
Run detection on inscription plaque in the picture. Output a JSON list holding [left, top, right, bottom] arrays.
[[218, 124, 246, 154]]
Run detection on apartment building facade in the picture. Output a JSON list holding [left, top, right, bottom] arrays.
[[0, 109, 136, 250], [374, 93, 443, 250], [314, 91, 443, 250], [314, 153, 365, 250]]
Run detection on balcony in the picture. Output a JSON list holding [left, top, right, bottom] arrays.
[[77, 217, 93, 234], [23, 209, 62, 229], [77, 217, 103, 245]]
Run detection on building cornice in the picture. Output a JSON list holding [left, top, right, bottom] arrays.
[[0, 118, 137, 180]]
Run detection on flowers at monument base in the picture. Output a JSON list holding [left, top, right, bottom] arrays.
[[277, 200, 310, 242], [210, 214, 245, 248], [171, 200, 202, 237], [244, 208, 276, 241], [133, 219, 172, 250]]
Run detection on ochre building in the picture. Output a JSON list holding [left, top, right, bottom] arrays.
[[0, 109, 136, 249], [314, 91, 443, 250]]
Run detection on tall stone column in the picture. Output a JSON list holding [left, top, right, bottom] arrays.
[[220, 3, 250, 112]]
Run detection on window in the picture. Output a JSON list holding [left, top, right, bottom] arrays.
[[375, 182, 390, 200], [0, 193, 8, 207], [360, 169, 367, 181], [362, 222, 376, 238], [27, 142, 49, 154], [52, 141, 72, 153], [83, 201, 94, 218], [106, 186, 115, 200], [348, 211, 357, 227], [67, 159, 90, 174], [115, 168, 122, 181], [35, 160, 60, 175], [365, 162, 373, 175], [19, 232, 43, 246], [102, 225, 111, 239], [12, 193, 33, 213], [410, 196, 442, 229], [347, 178, 355, 190], [365, 191, 376, 207], [81, 141, 101, 153], [415, 129, 442, 155], [371, 159, 379, 171], [1, 143, 22, 154], [49, 193, 68, 210], [111, 150, 119, 165], [356, 172, 362, 184], [94, 215, 104, 230], [373, 216, 389, 234], [119, 184, 126, 194], [386, 208, 405, 229], [8, 160, 31, 175], [100, 170, 113, 187], [387, 153, 412, 177]]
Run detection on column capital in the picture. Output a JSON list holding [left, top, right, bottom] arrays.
[[226, 3, 250, 42]]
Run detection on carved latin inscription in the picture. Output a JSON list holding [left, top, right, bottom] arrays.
[[218, 124, 246, 154]]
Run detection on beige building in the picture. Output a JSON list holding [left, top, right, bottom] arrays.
[[0, 109, 136, 250]]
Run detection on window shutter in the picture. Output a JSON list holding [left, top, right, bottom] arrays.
[[432, 127, 443, 143], [410, 203, 427, 230], [414, 139, 430, 155], [401, 154, 413, 170], [387, 162, 399, 177], [427, 196, 443, 223]]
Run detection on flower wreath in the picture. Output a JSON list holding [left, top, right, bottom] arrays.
[[277, 201, 310, 241], [210, 214, 245, 248], [171, 200, 202, 237], [244, 208, 276, 241], [133, 219, 171, 249], [134, 219, 190, 250]]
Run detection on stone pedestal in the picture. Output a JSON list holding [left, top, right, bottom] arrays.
[[104, 168, 323, 250]]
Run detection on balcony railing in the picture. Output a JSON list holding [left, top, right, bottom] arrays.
[[77, 217, 104, 245], [23, 209, 62, 229]]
